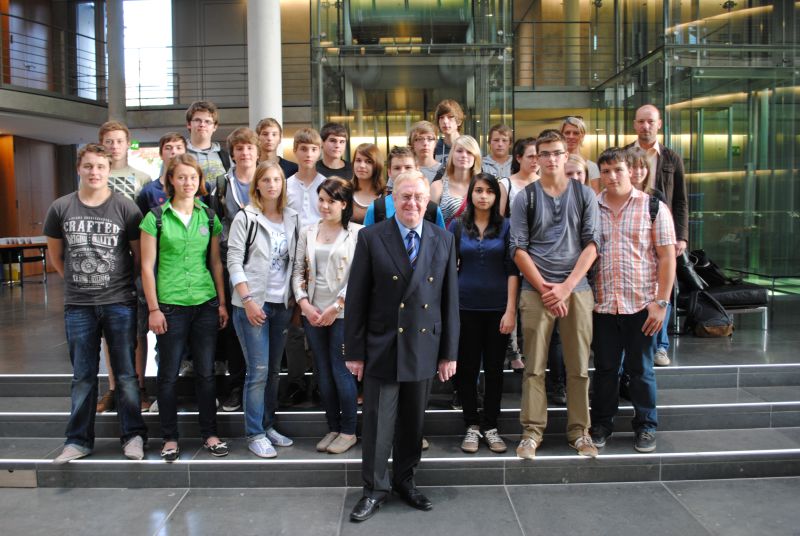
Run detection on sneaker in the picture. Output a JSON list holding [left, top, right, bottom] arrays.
[[516, 437, 538, 459], [421, 437, 430, 450], [148, 399, 159, 413], [549, 383, 567, 405], [316, 431, 339, 452], [123, 435, 145, 460], [327, 433, 357, 454], [450, 390, 462, 410], [569, 435, 598, 458], [654, 348, 671, 367], [460, 425, 482, 453], [248, 437, 277, 458], [139, 388, 152, 412], [483, 428, 507, 453], [590, 427, 612, 449], [266, 427, 294, 447], [634, 430, 657, 453], [54, 444, 91, 464], [96, 390, 115, 413], [214, 361, 228, 376], [221, 387, 243, 412], [178, 359, 194, 377]]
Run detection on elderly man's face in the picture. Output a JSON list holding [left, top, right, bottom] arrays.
[[394, 177, 429, 229]]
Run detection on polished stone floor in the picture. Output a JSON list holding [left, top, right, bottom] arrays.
[[1, 478, 799, 535]]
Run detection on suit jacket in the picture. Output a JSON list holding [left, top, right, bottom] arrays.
[[344, 218, 459, 382], [625, 142, 688, 242], [291, 221, 362, 312]]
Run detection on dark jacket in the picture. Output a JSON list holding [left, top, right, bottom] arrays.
[[625, 142, 688, 242], [344, 218, 459, 382]]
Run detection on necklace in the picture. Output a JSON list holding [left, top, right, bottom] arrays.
[[318, 225, 341, 244]]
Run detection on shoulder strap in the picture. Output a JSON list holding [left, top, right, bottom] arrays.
[[432, 166, 445, 183], [152, 205, 164, 274], [220, 150, 232, 172], [203, 206, 215, 267], [374, 195, 387, 223], [649, 193, 659, 223], [213, 174, 227, 218], [453, 218, 462, 270], [524, 181, 537, 232]]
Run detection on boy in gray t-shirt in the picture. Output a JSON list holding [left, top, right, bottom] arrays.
[[509, 130, 600, 460], [44, 144, 147, 464]]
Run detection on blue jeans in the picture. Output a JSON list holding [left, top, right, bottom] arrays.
[[303, 318, 357, 435], [64, 303, 146, 449], [591, 309, 658, 433], [232, 303, 292, 439], [656, 303, 671, 351], [156, 299, 220, 442]]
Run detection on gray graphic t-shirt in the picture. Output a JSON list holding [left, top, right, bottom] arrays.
[[44, 192, 142, 305]]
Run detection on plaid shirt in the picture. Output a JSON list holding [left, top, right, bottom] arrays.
[[593, 188, 676, 315]]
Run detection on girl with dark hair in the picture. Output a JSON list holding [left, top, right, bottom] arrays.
[[291, 177, 363, 454], [448, 173, 519, 454], [140, 154, 229, 462], [351, 143, 385, 224]]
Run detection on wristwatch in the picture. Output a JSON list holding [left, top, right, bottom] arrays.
[[654, 300, 669, 309], [334, 302, 343, 313]]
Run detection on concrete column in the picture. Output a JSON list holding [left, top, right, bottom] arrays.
[[106, 0, 126, 121], [563, 0, 581, 86], [247, 0, 282, 127]]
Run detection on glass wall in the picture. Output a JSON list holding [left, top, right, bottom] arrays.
[[311, 0, 513, 156], [593, 0, 799, 276]]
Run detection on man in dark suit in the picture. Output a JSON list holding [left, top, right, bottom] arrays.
[[625, 104, 689, 256], [345, 170, 459, 522]]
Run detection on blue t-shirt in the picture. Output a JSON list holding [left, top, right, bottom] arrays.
[[449, 218, 517, 311]]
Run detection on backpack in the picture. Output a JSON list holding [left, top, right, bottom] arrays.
[[152, 204, 216, 270], [373, 195, 439, 225], [691, 249, 741, 287], [239, 210, 258, 266], [684, 290, 734, 337]]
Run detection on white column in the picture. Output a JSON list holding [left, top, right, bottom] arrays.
[[247, 0, 282, 127], [106, 0, 126, 121]]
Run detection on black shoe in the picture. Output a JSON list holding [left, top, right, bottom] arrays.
[[279, 384, 307, 408], [450, 391, 461, 410], [590, 427, 612, 449], [221, 387, 242, 412], [393, 487, 433, 511], [619, 373, 631, 401], [350, 496, 387, 522], [634, 430, 656, 453]]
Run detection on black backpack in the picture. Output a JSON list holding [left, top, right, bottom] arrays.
[[373, 195, 439, 225], [691, 249, 741, 287], [684, 290, 734, 337]]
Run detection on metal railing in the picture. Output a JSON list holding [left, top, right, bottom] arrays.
[[0, 12, 106, 102], [513, 21, 615, 89]]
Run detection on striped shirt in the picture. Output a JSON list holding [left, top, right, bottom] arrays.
[[593, 188, 676, 315]]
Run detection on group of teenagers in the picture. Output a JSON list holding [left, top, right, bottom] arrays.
[[44, 98, 686, 517]]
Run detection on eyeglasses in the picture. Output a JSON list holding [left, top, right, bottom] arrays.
[[397, 193, 428, 205], [191, 118, 215, 126], [537, 150, 566, 159], [414, 136, 436, 143]]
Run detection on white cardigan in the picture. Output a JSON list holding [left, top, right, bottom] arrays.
[[227, 205, 300, 308], [291, 221, 362, 317]]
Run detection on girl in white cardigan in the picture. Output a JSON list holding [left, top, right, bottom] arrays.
[[228, 161, 300, 458], [292, 177, 363, 454]]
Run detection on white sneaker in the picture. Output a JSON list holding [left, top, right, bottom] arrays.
[[654, 348, 671, 366], [248, 437, 277, 458], [123, 435, 145, 460], [483, 428, 507, 453], [148, 399, 159, 413], [460, 425, 482, 453], [54, 444, 91, 464], [266, 427, 294, 447], [178, 360, 194, 377]]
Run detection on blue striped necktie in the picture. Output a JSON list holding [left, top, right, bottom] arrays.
[[406, 230, 418, 270]]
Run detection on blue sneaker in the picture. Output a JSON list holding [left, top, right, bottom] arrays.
[[248, 437, 277, 458], [266, 427, 294, 447]]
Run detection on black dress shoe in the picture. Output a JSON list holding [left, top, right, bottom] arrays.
[[394, 487, 433, 511], [350, 496, 386, 522]]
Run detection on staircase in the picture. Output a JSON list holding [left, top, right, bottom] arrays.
[[2, 333, 799, 489]]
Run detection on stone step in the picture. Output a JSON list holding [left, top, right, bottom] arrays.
[[2, 427, 799, 488], [2, 363, 798, 397]]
